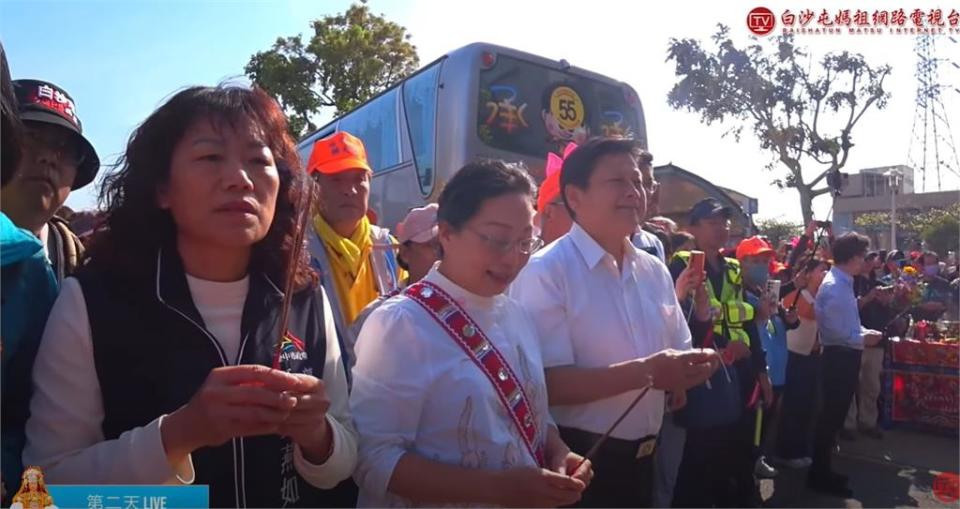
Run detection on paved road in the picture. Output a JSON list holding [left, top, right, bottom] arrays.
[[762, 429, 959, 508]]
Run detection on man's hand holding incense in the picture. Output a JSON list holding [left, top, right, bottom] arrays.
[[643, 348, 719, 392]]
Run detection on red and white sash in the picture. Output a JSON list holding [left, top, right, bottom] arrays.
[[404, 280, 546, 467]]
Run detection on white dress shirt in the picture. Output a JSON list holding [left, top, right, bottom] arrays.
[[511, 223, 691, 440], [351, 267, 552, 508], [24, 276, 357, 489]]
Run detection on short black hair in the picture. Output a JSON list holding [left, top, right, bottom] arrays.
[[560, 136, 641, 218], [1, 42, 22, 187], [437, 159, 536, 231], [832, 232, 871, 265], [670, 231, 695, 249]]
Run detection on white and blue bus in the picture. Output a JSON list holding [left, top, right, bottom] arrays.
[[297, 42, 648, 230]]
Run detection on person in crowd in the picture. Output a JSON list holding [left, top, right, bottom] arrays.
[[778, 241, 793, 264], [648, 215, 678, 234], [843, 253, 898, 441], [22, 85, 358, 508], [537, 143, 576, 246], [735, 236, 799, 480], [305, 131, 406, 363], [913, 251, 951, 322], [809, 233, 883, 496], [881, 250, 905, 284], [512, 138, 719, 507], [1, 79, 100, 283], [777, 258, 830, 468], [646, 225, 672, 262], [631, 150, 666, 263], [786, 221, 834, 271], [0, 42, 60, 504], [347, 203, 441, 362], [350, 161, 593, 508], [670, 231, 696, 255], [671, 197, 767, 508]]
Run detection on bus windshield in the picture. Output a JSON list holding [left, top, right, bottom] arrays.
[[477, 53, 640, 158]]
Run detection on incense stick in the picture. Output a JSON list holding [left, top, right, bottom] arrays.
[[272, 175, 315, 370], [572, 383, 652, 473]]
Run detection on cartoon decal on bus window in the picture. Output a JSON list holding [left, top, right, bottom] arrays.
[[541, 83, 590, 150], [482, 85, 529, 136], [600, 111, 634, 139]]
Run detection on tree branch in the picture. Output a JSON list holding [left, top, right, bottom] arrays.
[[811, 186, 832, 197], [808, 167, 834, 188]]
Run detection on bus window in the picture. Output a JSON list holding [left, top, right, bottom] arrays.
[[297, 124, 337, 166], [477, 54, 640, 158], [339, 88, 401, 172], [403, 62, 441, 196]]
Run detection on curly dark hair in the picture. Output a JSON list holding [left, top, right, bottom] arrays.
[[85, 84, 317, 290]]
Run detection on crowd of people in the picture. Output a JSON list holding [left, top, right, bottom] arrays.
[[1, 40, 958, 509]]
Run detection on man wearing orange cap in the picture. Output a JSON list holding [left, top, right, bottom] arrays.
[[536, 143, 575, 245], [736, 236, 800, 481], [305, 132, 405, 365]]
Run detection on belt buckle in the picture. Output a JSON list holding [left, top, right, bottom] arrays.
[[636, 437, 656, 459]]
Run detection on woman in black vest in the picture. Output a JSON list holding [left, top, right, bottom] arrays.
[[22, 85, 357, 508]]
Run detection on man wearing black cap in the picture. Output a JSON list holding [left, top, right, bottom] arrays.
[[1, 79, 99, 282], [669, 197, 766, 507]]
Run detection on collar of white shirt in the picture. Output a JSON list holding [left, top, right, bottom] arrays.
[[568, 222, 640, 272], [423, 264, 499, 312]]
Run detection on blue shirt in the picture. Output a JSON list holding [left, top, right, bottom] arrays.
[[747, 292, 788, 387], [815, 267, 868, 350]]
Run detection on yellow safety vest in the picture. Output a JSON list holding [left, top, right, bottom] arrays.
[[673, 250, 755, 346]]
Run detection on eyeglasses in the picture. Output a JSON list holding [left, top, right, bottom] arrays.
[[466, 227, 544, 255], [23, 126, 85, 166]]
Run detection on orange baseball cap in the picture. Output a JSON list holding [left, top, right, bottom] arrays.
[[306, 131, 372, 175], [537, 142, 578, 212], [537, 171, 561, 212], [736, 236, 775, 261]]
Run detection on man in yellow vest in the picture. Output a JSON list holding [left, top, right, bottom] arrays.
[[669, 197, 766, 507], [305, 132, 406, 368]]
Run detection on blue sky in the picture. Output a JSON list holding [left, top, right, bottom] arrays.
[[3, 0, 957, 221], [2, 0, 366, 209]]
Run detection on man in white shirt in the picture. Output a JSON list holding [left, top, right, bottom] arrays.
[[512, 137, 717, 507], [630, 150, 665, 263]]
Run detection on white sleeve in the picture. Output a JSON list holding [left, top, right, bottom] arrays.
[[293, 288, 359, 488], [509, 260, 575, 368], [23, 278, 195, 485], [350, 303, 431, 499]]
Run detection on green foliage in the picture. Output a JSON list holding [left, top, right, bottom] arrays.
[[246, 1, 419, 137], [666, 26, 891, 224], [922, 213, 959, 257], [755, 217, 802, 247], [855, 203, 960, 255]]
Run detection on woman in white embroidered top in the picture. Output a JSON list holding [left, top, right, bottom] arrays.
[[351, 160, 593, 507], [23, 85, 357, 508]]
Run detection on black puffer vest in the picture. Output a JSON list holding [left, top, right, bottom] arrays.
[[75, 246, 338, 508]]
